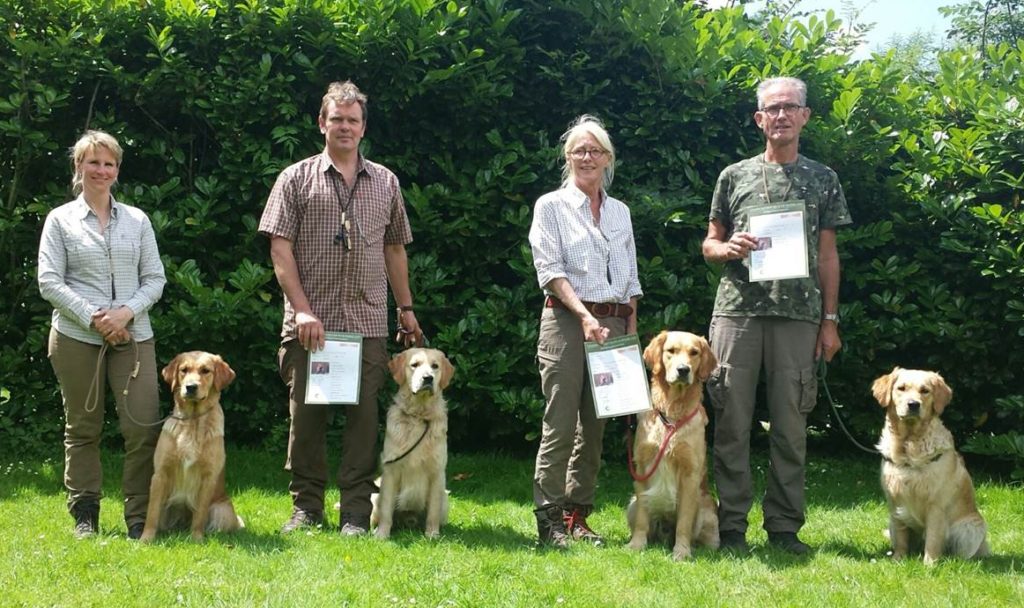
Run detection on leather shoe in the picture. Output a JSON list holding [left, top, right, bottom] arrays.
[[767, 532, 811, 555]]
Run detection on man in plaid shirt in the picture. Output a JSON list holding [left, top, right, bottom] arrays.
[[259, 81, 423, 536]]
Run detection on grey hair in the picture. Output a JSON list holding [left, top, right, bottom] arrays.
[[560, 114, 616, 189], [757, 77, 807, 108], [70, 130, 122, 195], [320, 80, 368, 122]]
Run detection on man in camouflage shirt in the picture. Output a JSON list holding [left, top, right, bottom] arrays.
[[702, 77, 852, 554]]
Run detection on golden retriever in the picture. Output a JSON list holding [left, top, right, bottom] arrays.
[[371, 348, 454, 539], [872, 367, 990, 565], [627, 331, 720, 560], [139, 352, 244, 542]]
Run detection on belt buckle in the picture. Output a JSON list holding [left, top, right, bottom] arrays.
[[591, 302, 612, 318]]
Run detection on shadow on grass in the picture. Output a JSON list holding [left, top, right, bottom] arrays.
[[136, 527, 289, 554], [382, 521, 536, 550]]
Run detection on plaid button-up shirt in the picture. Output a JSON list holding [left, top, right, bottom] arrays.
[[259, 150, 413, 339], [529, 182, 642, 304], [37, 195, 166, 345]]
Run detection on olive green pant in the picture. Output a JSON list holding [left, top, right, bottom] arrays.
[[707, 316, 819, 536], [47, 328, 161, 526], [533, 307, 625, 508]]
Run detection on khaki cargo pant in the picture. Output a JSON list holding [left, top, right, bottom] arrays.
[[706, 316, 819, 536]]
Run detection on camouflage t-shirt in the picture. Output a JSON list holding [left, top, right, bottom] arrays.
[[709, 154, 852, 323]]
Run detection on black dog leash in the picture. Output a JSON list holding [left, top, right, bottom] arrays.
[[382, 421, 431, 465], [818, 358, 879, 456]]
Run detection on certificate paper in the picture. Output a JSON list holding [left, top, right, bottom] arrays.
[[585, 334, 652, 418], [305, 332, 363, 405], [747, 203, 809, 282]]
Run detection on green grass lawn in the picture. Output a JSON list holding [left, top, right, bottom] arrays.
[[1, 447, 1021, 607]]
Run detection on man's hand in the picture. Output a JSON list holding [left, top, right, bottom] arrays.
[[582, 315, 609, 344], [395, 310, 424, 347], [815, 321, 841, 362], [722, 231, 759, 261], [295, 311, 325, 352]]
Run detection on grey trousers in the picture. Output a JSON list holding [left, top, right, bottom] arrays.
[[533, 307, 625, 508], [47, 328, 161, 526], [706, 316, 819, 535], [279, 337, 388, 518]]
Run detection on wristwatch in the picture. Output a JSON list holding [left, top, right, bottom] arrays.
[[823, 312, 839, 324]]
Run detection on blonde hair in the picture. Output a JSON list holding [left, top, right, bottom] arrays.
[[320, 80, 368, 122], [70, 130, 122, 194], [561, 114, 616, 189]]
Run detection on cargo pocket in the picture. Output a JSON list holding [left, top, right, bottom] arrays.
[[797, 366, 819, 415], [706, 365, 729, 414]]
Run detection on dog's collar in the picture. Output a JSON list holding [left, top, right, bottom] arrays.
[[881, 450, 947, 468], [657, 405, 702, 431]]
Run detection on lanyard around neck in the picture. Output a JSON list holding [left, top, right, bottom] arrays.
[[761, 156, 794, 204]]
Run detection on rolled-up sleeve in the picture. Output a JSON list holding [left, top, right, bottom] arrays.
[[528, 196, 565, 290], [122, 213, 165, 316], [37, 213, 99, 329]]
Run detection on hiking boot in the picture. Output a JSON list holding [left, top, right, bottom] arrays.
[[127, 522, 145, 540], [563, 504, 603, 545], [71, 501, 100, 540], [768, 532, 811, 555], [534, 505, 569, 549], [719, 530, 749, 553], [340, 512, 370, 537], [280, 508, 324, 534]]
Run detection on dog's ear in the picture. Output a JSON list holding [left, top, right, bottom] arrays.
[[213, 355, 236, 392], [643, 331, 667, 373], [161, 355, 181, 390], [698, 336, 717, 382], [438, 353, 455, 390], [388, 351, 408, 384], [871, 367, 901, 408], [930, 372, 953, 415]]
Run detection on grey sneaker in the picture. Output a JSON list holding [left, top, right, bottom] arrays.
[[280, 508, 324, 534], [340, 513, 369, 536]]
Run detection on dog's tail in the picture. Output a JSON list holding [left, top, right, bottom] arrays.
[[947, 516, 988, 559]]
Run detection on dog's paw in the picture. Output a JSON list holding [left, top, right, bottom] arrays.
[[190, 531, 207, 543], [138, 531, 156, 544], [374, 527, 391, 540], [425, 528, 440, 539], [671, 545, 693, 561], [626, 537, 647, 552]]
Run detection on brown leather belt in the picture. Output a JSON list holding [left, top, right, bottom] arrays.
[[545, 296, 633, 319]]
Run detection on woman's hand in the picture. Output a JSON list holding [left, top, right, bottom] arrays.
[[91, 307, 134, 342]]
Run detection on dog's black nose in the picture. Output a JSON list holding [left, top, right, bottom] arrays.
[[907, 400, 921, 416], [676, 364, 691, 378], [184, 383, 199, 396], [422, 375, 434, 386]]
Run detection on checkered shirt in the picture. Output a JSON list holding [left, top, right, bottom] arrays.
[[37, 195, 166, 345], [529, 182, 643, 304], [258, 150, 413, 339]]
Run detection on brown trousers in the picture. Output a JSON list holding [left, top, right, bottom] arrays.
[[533, 307, 625, 508], [47, 328, 160, 526], [278, 337, 388, 518]]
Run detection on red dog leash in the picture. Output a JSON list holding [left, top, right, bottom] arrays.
[[626, 405, 704, 482]]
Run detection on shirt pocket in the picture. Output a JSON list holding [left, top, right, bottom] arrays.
[[358, 199, 389, 246]]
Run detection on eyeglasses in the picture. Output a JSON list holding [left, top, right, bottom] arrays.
[[569, 148, 608, 160], [759, 103, 805, 117]]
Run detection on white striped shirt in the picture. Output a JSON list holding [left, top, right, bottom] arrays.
[[38, 195, 165, 344], [529, 183, 642, 304]]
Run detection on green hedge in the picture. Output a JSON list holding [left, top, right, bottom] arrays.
[[1, 0, 1021, 470]]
